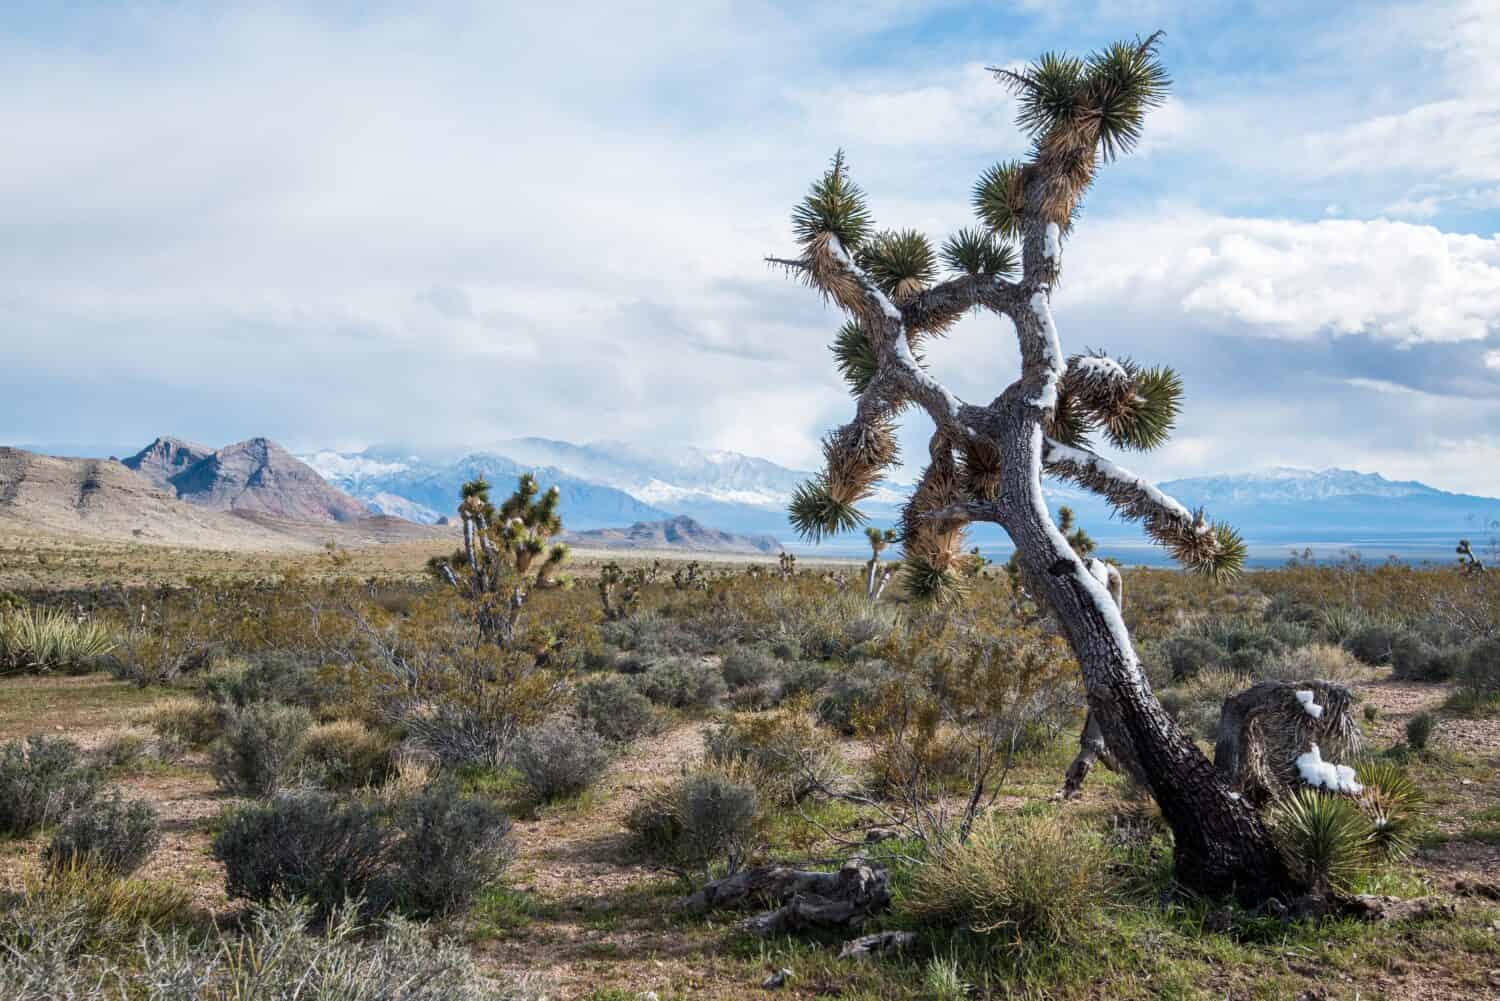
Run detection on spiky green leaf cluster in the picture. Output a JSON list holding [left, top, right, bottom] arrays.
[[972, 162, 1025, 238], [997, 33, 1170, 162], [1048, 385, 1093, 448], [1179, 523, 1246, 582], [792, 150, 873, 253], [788, 475, 866, 542], [1269, 787, 1375, 896], [831, 321, 878, 396], [898, 554, 971, 606], [1353, 758, 1424, 861], [858, 229, 938, 301], [1084, 35, 1172, 162], [940, 227, 1018, 277], [1105, 365, 1182, 451]]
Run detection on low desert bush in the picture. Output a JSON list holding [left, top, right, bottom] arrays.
[[0, 736, 100, 837], [138, 696, 221, 750], [1261, 643, 1363, 684], [574, 674, 657, 743], [213, 783, 510, 921], [300, 719, 396, 790], [721, 645, 779, 689], [383, 780, 513, 919], [627, 764, 761, 876], [899, 814, 1106, 946], [43, 794, 160, 877], [1452, 638, 1500, 713], [1390, 634, 1463, 682], [1160, 635, 1221, 681], [816, 661, 894, 735], [210, 702, 313, 796], [1346, 624, 1398, 666], [213, 790, 391, 919], [704, 707, 841, 805], [1161, 668, 1247, 742], [512, 716, 612, 803], [1404, 711, 1436, 750], [635, 656, 726, 711], [87, 726, 157, 771], [201, 650, 324, 711]]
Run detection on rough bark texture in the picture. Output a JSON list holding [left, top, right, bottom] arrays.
[[672, 860, 891, 936]]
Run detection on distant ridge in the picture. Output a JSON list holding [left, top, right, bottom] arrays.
[[563, 515, 779, 554], [123, 436, 370, 523]]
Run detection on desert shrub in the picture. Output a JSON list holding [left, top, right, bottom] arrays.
[[574, 674, 657, 743], [153, 898, 533, 1001], [796, 592, 899, 660], [1268, 788, 1374, 895], [779, 660, 832, 700], [300, 719, 396, 790], [0, 868, 193, 999], [384, 780, 513, 919], [87, 726, 156, 771], [816, 661, 895, 735], [0, 605, 113, 675], [1162, 668, 1247, 742], [0, 737, 100, 837], [1453, 638, 1500, 712], [1363, 703, 1378, 722], [635, 656, 725, 710], [43, 794, 159, 877], [1260, 643, 1363, 684], [1404, 711, 1435, 750], [512, 716, 612, 802], [1346, 624, 1398, 666], [1160, 635, 1221, 681], [721, 645, 779, 689], [210, 702, 313, 796], [900, 814, 1106, 946], [1390, 633, 1462, 682], [627, 764, 761, 876], [704, 708, 841, 805], [139, 696, 221, 749], [201, 650, 324, 711], [602, 611, 693, 665], [213, 790, 392, 919]]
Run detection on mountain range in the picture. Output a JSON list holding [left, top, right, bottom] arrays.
[[304, 440, 1500, 562]]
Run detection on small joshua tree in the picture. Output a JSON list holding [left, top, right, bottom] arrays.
[[863, 527, 897, 601], [598, 561, 645, 621], [778, 551, 798, 578], [1456, 539, 1484, 574], [430, 474, 569, 644], [772, 34, 1298, 902]]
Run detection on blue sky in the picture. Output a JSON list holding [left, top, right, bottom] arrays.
[[4, 1, 1499, 494]]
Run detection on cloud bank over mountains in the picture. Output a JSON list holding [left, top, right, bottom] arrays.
[[3, 2, 1498, 495]]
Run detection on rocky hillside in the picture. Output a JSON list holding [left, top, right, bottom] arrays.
[[123, 437, 370, 523], [563, 515, 780, 554]]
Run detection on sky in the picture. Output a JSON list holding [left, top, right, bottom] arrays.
[[4, 1, 1500, 495]]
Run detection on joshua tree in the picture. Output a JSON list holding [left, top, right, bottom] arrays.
[[598, 561, 645, 621], [430, 474, 568, 644], [863, 527, 897, 601], [1456, 538, 1485, 574], [778, 551, 799, 578], [773, 34, 1299, 902]]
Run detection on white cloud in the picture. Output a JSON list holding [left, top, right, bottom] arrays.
[[1485, 350, 1500, 371], [1063, 213, 1500, 345]]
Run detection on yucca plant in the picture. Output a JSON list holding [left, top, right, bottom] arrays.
[[1268, 788, 1374, 896], [1353, 758, 1424, 861], [0, 605, 114, 675]]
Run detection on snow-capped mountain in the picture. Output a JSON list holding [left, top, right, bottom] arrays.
[[303, 438, 909, 538], [302, 439, 1500, 558], [1158, 468, 1440, 506]]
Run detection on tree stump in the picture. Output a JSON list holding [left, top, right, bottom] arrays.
[[672, 859, 891, 936], [1213, 680, 1362, 806]]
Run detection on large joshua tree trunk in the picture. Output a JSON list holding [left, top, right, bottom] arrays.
[[773, 34, 1301, 904]]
